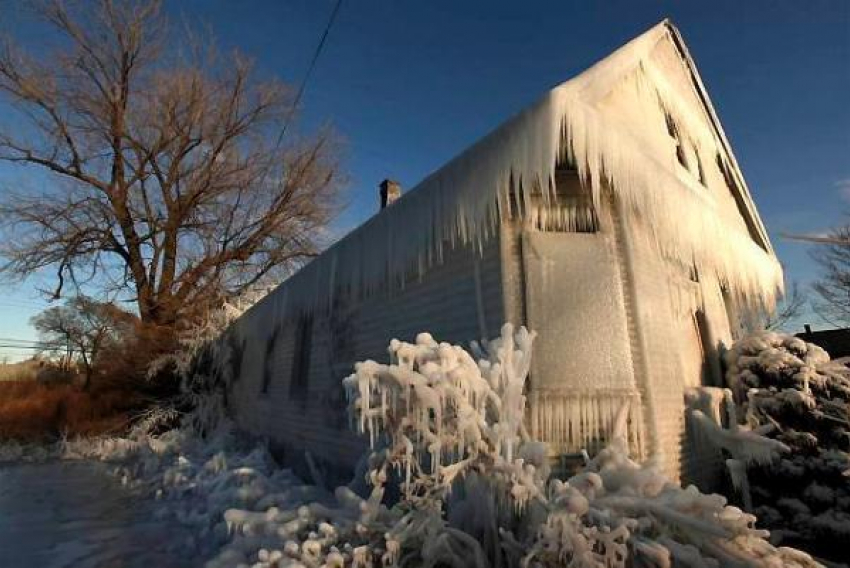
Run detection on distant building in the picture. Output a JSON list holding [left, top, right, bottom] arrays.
[[219, 20, 782, 485], [797, 325, 850, 359]]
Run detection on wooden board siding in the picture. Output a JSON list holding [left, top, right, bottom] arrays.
[[225, 204, 761, 488], [226, 234, 505, 479], [617, 216, 689, 481]]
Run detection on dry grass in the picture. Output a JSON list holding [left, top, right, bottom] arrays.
[[0, 358, 75, 383], [0, 359, 43, 382], [0, 380, 145, 442]]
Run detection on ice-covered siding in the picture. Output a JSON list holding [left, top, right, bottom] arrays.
[[507, 194, 644, 460], [569, 22, 779, 484], [222, 18, 781, 485], [226, 235, 505, 479]]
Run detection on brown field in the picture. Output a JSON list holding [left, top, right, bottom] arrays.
[[0, 359, 45, 382], [0, 380, 144, 442]]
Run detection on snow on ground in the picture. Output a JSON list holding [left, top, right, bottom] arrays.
[[0, 325, 830, 568]]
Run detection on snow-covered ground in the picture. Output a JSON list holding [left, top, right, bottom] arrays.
[[0, 325, 833, 568], [0, 461, 195, 568]]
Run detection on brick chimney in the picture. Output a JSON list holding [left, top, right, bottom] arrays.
[[379, 179, 401, 209]]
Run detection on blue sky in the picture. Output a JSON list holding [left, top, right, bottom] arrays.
[[1, 1, 848, 359]]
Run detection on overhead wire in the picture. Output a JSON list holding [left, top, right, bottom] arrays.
[[275, 0, 344, 147]]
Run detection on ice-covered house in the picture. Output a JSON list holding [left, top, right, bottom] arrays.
[[222, 20, 782, 485]]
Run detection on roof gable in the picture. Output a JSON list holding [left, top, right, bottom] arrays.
[[246, 20, 782, 319], [556, 20, 771, 253]]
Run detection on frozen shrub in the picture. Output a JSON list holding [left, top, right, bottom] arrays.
[[724, 331, 850, 561], [204, 324, 820, 568], [46, 325, 822, 568], [143, 287, 271, 435]]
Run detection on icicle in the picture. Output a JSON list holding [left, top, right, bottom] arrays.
[[527, 389, 645, 458]]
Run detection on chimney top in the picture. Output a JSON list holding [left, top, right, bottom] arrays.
[[379, 179, 401, 209]]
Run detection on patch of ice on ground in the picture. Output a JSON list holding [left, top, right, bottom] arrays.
[[0, 460, 196, 568]]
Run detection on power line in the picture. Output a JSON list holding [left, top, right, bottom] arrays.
[[0, 296, 51, 305], [0, 343, 54, 347], [0, 337, 64, 351], [0, 301, 49, 309], [276, 0, 344, 146], [0, 344, 62, 350], [0, 337, 53, 344], [0, 338, 64, 346]]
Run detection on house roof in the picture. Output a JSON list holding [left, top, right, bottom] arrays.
[[245, 19, 782, 319], [797, 328, 850, 359]]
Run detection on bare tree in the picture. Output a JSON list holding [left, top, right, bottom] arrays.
[[0, 0, 340, 331], [31, 296, 132, 388], [807, 223, 850, 326], [763, 281, 807, 331]]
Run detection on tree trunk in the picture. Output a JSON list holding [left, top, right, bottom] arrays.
[[81, 366, 92, 391]]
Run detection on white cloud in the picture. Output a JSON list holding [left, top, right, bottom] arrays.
[[836, 178, 850, 202]]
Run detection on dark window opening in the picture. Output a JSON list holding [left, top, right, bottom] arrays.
[[227, 332, 246, 384], [531, 166, 598, 233], [694, 309, 717, 386], [716, 154, 767, 251], [665, 112, 689, 170], [260, 326, 280, 395], [289, 314, 314, 396], [696, 153, 707, 186], [688, 264, 699, 283], [330, 296, 356, 365]]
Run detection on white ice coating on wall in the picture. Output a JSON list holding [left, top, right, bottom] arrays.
[[249, 19, 782, 322], [230, 21, 786, 471]]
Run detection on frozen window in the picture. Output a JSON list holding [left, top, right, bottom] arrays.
[[694, 309, 716, 386], [665, 112, 689, 171], [529, 166, 598, 233], [695, 152, 707, 186], [289, 314, 313, 395], [260, 326, 280, 395]]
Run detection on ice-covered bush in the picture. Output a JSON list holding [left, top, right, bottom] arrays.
[[144, 286, 271, 434], [724, 331, 850, 561], [204, 324, 820, 568], [45, 325, 823, 568], [148, 287, 267, 379]]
